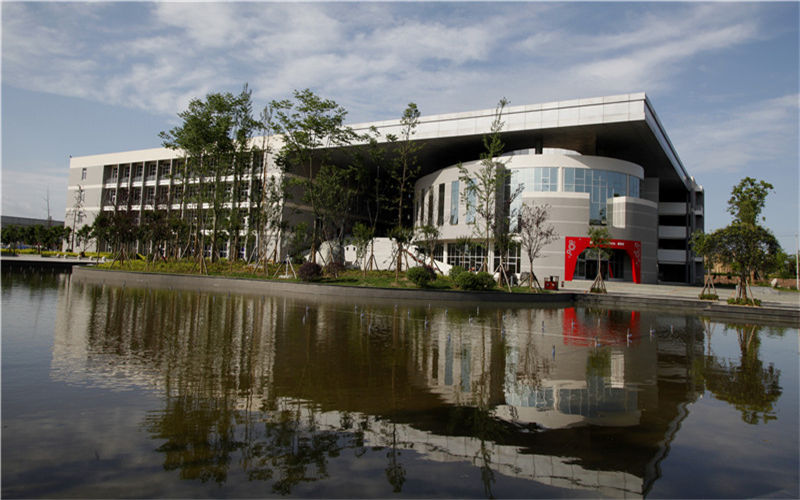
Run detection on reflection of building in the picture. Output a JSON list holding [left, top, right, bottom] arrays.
[[54, 280, 706, 498], [66, 93, 702, 283]]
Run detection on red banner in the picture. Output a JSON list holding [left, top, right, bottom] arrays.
[[564, 237, 642, 283]]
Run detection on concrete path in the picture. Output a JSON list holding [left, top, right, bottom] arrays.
[[560, 279, 800, 308], [1, 254, 98, 265]]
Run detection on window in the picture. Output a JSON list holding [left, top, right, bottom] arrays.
[[427, 188, 433, 226], [465, 181, 476, 224], [564, 168, 636, 224], [629, 175, 640, 198], [437, 183, 445, 226], [493, 243, 521, 274], [81, 168, 87, 180], [512, 167, 558, 193], [417, 190, 424, 224], [447, 242, 487, 271], [450, 180, 459, 225]]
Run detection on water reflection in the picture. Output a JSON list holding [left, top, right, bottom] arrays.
[[48, 279, 791, 497], [695, 322, 782, 425]]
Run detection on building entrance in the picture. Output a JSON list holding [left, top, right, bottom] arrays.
[[564, 237, 642, 283], [575, 249, 630, 281]]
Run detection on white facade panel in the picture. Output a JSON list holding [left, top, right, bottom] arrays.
[[658, 225, 687, 239], [658, 249, 687, 264]]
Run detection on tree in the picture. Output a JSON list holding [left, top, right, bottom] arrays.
[[2, 225, 20, 253], [387, 103, 423, 280], [315, 162, 358, 265], [351, 128, 386, 274], [139, 211, 171, 269], [414, 224, 441, 269], [727, 177, 773, 225], [690, 230, 720, 298], [67, 185, 85, 250], [350, 222, 374, 277], [160, 87, 256, 271], [90, 212, 113, 256], [712, 177, 781, 304], [587, 225, 611, 293], [458, 98, 521, 272], [272, 89, 358, 264], [713, 223, 779, 303], [228, 84, 259, 262], [75, 224, 93, 254], [252, 100, 290, 272], [517, 203, 558, 291]]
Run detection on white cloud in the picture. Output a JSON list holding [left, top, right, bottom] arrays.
[[2, 167, 68, 220], [672, 94, 799, 174], [0, 2, 786, 123], [570, 10, 758, 92]]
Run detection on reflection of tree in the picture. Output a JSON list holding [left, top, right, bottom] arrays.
[[696, 323, 782, 424], [586, 349, 611, 379], [384, 312, 406, 493], [145, 395, 240, 484], [384, 422, 406, 493]]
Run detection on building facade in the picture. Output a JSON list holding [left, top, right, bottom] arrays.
[[65, 92, 703, 284]]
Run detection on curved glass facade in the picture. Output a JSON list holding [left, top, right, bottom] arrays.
[[511, 167, 558, 192], [510, 166, 642, 225]]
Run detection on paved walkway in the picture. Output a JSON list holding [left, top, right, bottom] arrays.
[[1, 254, 98, 265], [560, 279, 800, 308]]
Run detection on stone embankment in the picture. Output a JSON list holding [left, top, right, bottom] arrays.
[[71, 267, 800, 325]]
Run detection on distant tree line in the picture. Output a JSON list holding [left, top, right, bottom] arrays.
[[2, 224, 71, 253]]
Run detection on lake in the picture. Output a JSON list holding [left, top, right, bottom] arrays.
[[2, 269, 798, 498]]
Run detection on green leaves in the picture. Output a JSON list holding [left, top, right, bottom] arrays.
[[727, 176, 774, 225]]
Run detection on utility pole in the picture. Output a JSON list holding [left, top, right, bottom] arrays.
[[44, 187, 52, 226], [795, 233, 798, 291]]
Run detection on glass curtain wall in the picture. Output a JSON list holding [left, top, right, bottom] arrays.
[[563, 168, 639, 224]]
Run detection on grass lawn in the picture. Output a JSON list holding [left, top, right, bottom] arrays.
[[92, 258, 554, 294]]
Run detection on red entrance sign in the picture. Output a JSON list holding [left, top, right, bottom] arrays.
[[564, 237, 642, 283]]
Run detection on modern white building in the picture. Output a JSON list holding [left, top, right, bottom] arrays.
[[65, 92, 703, 284]]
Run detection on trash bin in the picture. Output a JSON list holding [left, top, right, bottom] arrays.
[[544, 276, 559, 290]]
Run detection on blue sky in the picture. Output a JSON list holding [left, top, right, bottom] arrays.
[[2, 2, 798, 251]]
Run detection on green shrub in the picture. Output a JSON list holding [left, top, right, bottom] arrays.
[[698, 293, 719, 301], [298, 262, 323, 282], [590, 287, 607, 294], [727, 297, 761, 306], [455, 271, 496, 291], [407, 266, 436, 287], [449, 265, 465, 280], [325, 261, 346, 278]]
